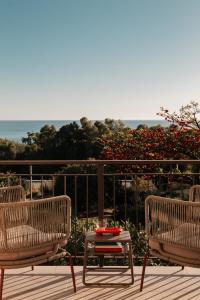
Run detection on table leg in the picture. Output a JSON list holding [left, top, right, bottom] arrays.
[[128, 241, 134, 284], [99, 255, 104, 267], [82, 240, 88, 285]]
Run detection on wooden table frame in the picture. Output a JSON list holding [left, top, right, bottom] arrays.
[[83, 231, 134, 286]]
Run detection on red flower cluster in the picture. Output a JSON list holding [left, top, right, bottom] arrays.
[[100, 127, 200, 161]]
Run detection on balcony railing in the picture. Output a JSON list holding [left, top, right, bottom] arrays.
[[0, 159, 200, 224], [0, 159, 200, 258]]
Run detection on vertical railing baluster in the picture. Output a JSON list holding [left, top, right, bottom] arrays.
[[64, 175, 66, 195], [135, 175, 139, 228], [86, 176, 89, 230], [124, 175, 127, 229], [19, 176, 22, 187], [52, 176, 55, 196], [74, 176, 77, 257], [169, 165, 172, 197], [180, 173, 184, 199], [7, 176, 10, 186], [192, 172, 195, 187], [134, 174, 139, 228], [158, 173, 161, 195], [113, 175, 116, 225], [41, 176, 43, 198], [97, 164, 104, 227], [29, 165, 32, 200]]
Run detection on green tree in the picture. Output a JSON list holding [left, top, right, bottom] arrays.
[[0, 139, 17, 159]]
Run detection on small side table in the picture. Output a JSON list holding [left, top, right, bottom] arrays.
[[83, 230, 134, 286]]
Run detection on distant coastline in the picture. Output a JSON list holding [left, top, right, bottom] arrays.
[[0, 120, 168, 142]]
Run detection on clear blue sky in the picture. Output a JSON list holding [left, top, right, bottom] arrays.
[[0, 0, 200, 120]]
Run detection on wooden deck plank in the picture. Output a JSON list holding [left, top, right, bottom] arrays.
[[3, 266, 200, 300]]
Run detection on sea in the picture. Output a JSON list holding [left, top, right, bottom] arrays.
[[0, 120, 168, 142]]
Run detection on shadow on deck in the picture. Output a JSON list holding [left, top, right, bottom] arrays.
[[3, 266, 200, 300]]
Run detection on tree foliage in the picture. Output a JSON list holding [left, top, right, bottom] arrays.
[[20, 118, 129, 160], [158, 100, 200, 130], [100, 126, 200, 160], [0, 138, 25, 160]]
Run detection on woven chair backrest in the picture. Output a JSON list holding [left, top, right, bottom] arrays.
[[0, 185, 25, 203], [0, 195, 71, 252], [145, 195, 200, 249]]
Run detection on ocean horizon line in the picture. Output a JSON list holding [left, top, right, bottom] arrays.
[[0, 118, 164, 122]]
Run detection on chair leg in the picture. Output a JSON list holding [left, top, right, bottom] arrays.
[[0, 269, 4, 300], [140, 251, 149, 292], [181, 266, 184, 270], [31, 266, 34, 271], [66, 252, 76, 293]]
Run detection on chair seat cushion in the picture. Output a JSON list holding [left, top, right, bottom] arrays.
[[149, 222, 200, 263], [0, 225, 67, 260]]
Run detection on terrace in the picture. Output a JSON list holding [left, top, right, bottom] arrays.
[[4, 266, 200, 300], [0, 159, 200, 299]]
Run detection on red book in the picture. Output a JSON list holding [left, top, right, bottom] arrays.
[[94, 242, 123, 253], [95, 227, 122, 236]]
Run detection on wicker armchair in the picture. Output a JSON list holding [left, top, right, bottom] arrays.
[[140, 195, 200, 291], [0, 185, 25, 203], [0, 195, 76, 299]]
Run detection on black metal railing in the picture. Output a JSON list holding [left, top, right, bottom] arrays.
[[1, 159, 200, 260], [0, 160, 200, 226]]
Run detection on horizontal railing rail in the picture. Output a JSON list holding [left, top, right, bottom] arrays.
[[0, 159, 200, 164]]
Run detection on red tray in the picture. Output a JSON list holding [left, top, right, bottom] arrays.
[[95, 227, 122, 236]]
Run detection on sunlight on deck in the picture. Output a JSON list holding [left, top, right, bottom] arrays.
[[3, 266, 200, 300]]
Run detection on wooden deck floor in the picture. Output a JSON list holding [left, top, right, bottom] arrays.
[[3, 266, 200, 300]]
